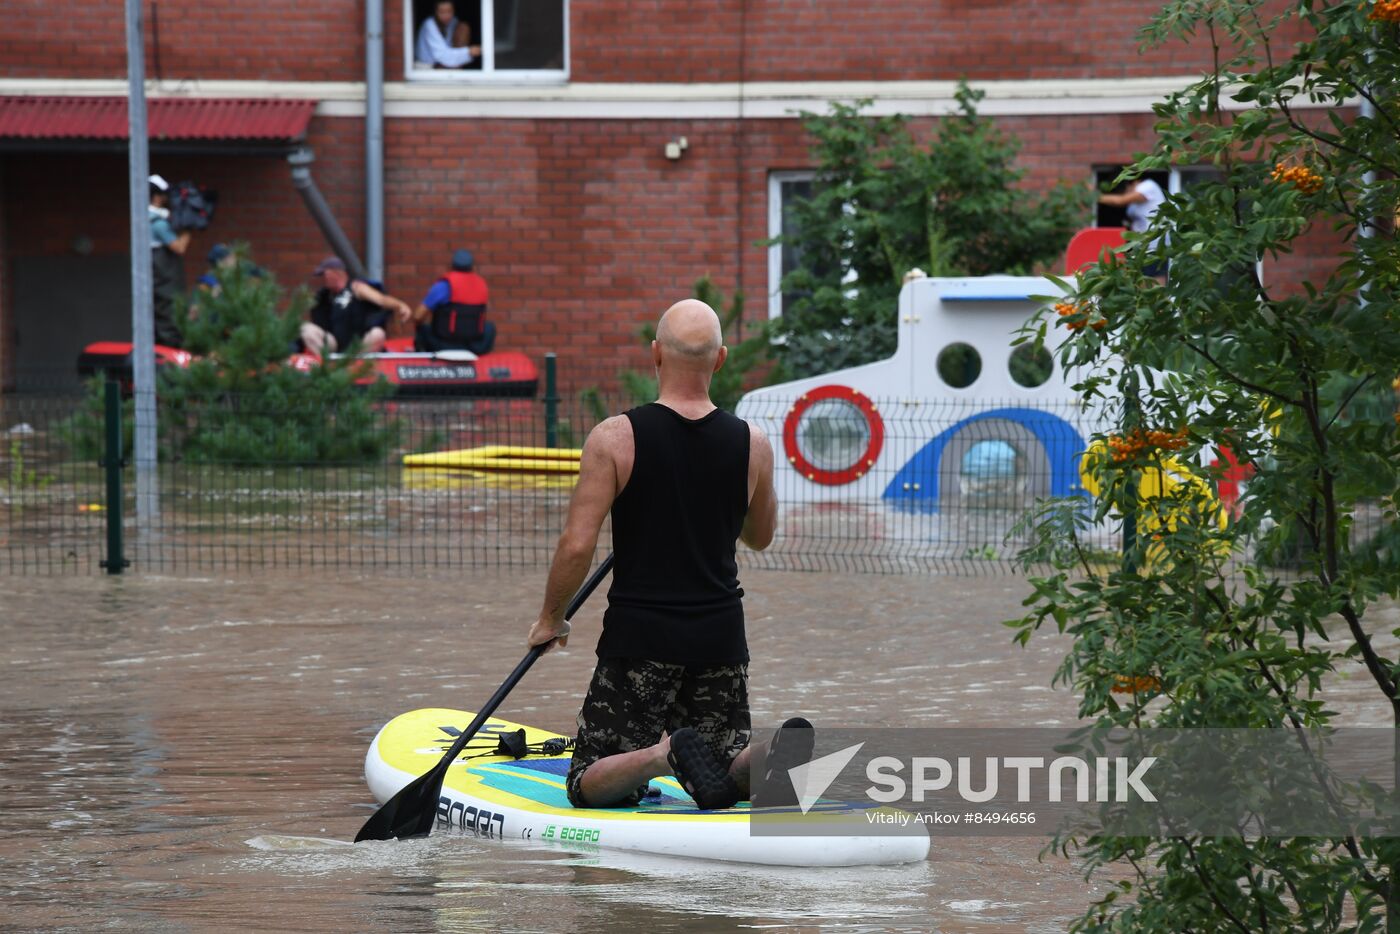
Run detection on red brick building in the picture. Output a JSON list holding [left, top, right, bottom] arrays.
[[0, 0, 1334, 392]]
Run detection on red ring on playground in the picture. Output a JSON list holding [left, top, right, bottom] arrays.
[[782, 385, 884, 486]]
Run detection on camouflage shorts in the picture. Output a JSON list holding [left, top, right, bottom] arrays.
[[565, 657, 750, 808]]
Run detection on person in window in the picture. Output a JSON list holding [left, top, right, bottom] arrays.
[[415, 1, 480, 70], [412, 249, 495, 354], [301, 257, 412, 355], [1099, 177, 1167, 279], [149, 174, 193, 348]]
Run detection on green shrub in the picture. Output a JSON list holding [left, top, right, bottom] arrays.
[[1010, 4, 1400, 929], [770, 83, 1088, 378]]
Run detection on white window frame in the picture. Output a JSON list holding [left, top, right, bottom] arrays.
[[767, 170, 816, 320], [404, 0, 570, 84]]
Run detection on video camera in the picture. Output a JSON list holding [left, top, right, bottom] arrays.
[[169, 181, 218, 232]]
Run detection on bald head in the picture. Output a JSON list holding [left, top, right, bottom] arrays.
[[655, 299, 723, 368]]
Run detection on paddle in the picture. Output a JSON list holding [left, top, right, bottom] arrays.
[[354, 552, 615, 842]]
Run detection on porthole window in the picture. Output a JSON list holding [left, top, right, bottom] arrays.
[[937, 343, 981, 389], [782, 385, 884, 486], [1009, 343, 1054, 389], [960, 440, 1020, 482]]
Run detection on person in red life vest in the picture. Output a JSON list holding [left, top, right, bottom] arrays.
[[412, 249, 496, 354]]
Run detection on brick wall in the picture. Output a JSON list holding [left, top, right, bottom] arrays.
[[383, 117, 746, 389], [0, 0, 1308, 84], [1, 0, 364, 81]]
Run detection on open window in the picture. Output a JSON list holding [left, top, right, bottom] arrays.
[[406, 0, 568, 82]]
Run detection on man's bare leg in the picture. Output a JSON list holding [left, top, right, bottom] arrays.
[[299, 322, 334, 355], [729, 743, 755, 800], [577, 736, 671, 807], [362, 326, 388, 353]]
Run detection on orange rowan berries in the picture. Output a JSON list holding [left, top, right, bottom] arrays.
[[1104, 427, 1189, 463], [1111, 674, 1162, 695], [1054, 300, 1106, 332], [1370, 0, 1400, 22], [1271, 162, 1324, 194]]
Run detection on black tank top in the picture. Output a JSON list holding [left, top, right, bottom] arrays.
[[597, 403, 751, 666], [312, 283, 372, 350]]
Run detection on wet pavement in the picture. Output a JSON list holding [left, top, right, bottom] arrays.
[[2, 569, 1137, 931]]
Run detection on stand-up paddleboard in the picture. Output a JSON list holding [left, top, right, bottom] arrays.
[[365, 708, 930, 867]]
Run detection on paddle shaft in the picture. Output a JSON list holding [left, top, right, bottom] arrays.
[[429, 550, 614, 779], [354, 551, 614, 842]]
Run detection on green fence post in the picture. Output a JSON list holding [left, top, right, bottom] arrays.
[[101, 379, 127, 575], [544, 353, 559, 449]]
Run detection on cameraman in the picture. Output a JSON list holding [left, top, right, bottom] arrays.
[[148, 174, 193, 348]]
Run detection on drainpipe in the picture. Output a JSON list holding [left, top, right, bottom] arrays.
[[365, 0, 385, 282], [288, 148, 369, 281]]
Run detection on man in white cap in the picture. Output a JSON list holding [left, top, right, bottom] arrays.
[[149, 174, 193, 347]]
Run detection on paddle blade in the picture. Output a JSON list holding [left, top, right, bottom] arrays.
[[354, 765, 448, 842], [354, 555, 613, 844]]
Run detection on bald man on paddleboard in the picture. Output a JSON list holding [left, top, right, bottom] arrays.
[[527, 298, 801, 810]]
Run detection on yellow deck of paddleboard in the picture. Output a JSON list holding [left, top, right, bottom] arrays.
[[402, 446, 582, 474], [376, 707, 749, 823]]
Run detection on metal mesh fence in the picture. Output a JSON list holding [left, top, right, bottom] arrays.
[[0, 387, 1389, 576], [0, 392, 108, 573], [736, 394, 1115, 575]]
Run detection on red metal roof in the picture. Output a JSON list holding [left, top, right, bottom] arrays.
[[0, 97, 315, 141]]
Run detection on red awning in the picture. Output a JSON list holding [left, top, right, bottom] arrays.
[[0, 97, 316, 142]]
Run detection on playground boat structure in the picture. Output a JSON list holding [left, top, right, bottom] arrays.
[[734, 273, 1232, 564]]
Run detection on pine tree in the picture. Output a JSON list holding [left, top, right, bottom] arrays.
[[160, 245, 400, 465]]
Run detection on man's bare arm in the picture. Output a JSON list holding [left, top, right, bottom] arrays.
[[353, 280, 413, 321], [527, 416, 627, 650], [740, 424, 777, 551], [1098, 189, 1146, 207]]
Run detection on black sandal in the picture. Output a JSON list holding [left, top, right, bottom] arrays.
[[667, 727, 741, 810], [752, 717, 815, 808]]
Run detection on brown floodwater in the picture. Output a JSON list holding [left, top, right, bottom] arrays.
[[16, 568, 1390, 932]]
